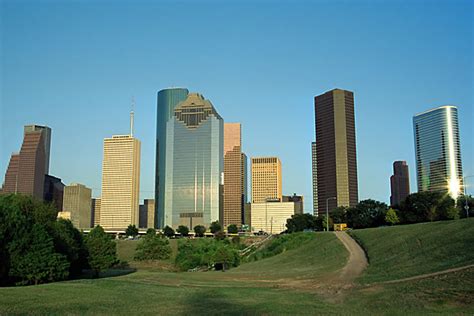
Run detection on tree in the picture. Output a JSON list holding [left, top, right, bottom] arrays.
[[399, 191, 455, 224], [346, 199, 388, 229], [134, 234, 171, 261], [385, 208, 400, 225], [163, 226, 175, 238], [193, 225, 206, 237], [227, 224, 238, 234], [214, 230, 226, 240], [125, 224, 139, 237], [286, 213, 316, 233], [9, 224, 69, 285], [210, 221, 222, 234], [146, 228, 156, 237], [457, 195, 474, 218], [331, 206, 348, 224], [212, 243, 239, 272], [85, 226, 117, 277], [321, 215, 334, 231], [177, 225, 189, 237]]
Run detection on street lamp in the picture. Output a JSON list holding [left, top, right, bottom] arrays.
[[326, 197, 337, 232], [464, 175, 473, 218]]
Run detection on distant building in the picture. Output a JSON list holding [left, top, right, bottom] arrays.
[[223, 123, 247, 227], [157, 92, 224, 229], [311, 142, 318, 216], [91, 198, 101, 227], [139, 199, 155, 229], [312, 89, 359, 215], [250, 201, 303, 234], [100, 127, 141, 229], [251, 157, 282, 203], [413, 105, 463, 199], [44, 174, 65, 211], [62, 183, 92, 229], [390, 161, 410, 206], [282, 194, 304, 215], [2, 125, 51, 200], [57, 211, 71, 220]]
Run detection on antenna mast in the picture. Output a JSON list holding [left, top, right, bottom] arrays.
[[130, 96, 135, 137]]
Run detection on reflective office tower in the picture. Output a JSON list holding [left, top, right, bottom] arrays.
[[223, 123, 247, 227], [155, 88, 190, 228], [311, 142, 318, 215], [101, 112, 141, 230], [313, 89, 359, 214], [251, 157, 282, 203], [2, 125, 51, 200], [62, 183, 92, 229], [390, 161, 410, 206], [159, 92, 224, 228], [413, 106, 463, 199]]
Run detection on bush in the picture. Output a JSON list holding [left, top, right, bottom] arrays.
[[194, 225, 206, 237], [177, 225, 189, 236], [134, 234, 171, 261], [210, 221, 222, 234], [385, 208, 400, 225], [85, 226, 118, 277], [163, 226, 175, 238], [125, 224, 139, 237], [246, 232, 315, 262], [227, 224, 238, 234]]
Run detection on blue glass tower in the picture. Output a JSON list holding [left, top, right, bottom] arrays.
[[155, 88, 189, 228], [413, 105, 463, 199]]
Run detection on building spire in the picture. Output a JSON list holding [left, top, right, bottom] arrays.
[[130, 96, 135, 137]]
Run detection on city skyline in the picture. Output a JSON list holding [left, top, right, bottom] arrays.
[[1, 1, 472, 212]]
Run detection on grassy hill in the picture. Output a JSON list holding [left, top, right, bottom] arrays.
[[350, 217, 474, 284]]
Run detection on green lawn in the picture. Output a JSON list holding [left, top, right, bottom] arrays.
[[1, 221, 473, 315], [350, 217, 474, 284]]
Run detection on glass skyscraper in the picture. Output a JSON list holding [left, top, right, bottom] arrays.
[[156, 90, 223, 228], [413, 105, 463, 199]]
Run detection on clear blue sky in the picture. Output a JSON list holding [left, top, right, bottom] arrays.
[[1, 0, 472, 212]]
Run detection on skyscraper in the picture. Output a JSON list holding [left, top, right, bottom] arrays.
[[223, 123, 247, 227], [413, 105, 463, 199], [251, 157, 282, 203], [91, 198, 101, 227], [62, 183, 92, 229], [158, 92, 224, 228], [313, 89, 359, 214], [155, 88, 190, 228], [390, 161, 410, 206], [2, 125, 51, 200], [100, 113, 141, 230], [311, 142, 318, 215]]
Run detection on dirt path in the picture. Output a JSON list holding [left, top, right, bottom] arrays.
[[334, 231, 368, 285]]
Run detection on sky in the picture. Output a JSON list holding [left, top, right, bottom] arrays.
[[1, 0, 473, 212]]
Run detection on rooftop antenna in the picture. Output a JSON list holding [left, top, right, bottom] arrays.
[[130, 96, 135, 137]]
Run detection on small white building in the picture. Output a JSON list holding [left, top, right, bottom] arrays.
[[250, 201, 303, 234]]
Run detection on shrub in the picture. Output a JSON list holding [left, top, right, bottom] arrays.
[[177, 225, 189, 237], [85, 226, 118, 277], [134, 234, 171, 261], [163, 226, 175, 238], [227, 224, 238, 234], [193, 225, 206, 237]]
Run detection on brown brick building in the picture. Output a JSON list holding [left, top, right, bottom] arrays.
[[313, 89, 359, 215]]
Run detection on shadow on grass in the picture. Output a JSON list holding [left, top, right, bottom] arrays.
[[77, 268, 137, 280], [182, 288, 262, 315]]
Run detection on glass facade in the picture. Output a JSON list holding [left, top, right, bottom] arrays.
[[155, 88, 189, 228], [158, 92, 223, 228], [413, 105, 463, 199]]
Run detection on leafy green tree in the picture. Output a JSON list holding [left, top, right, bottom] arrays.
[[9, 224, 69, 285], [193, 225, 206, 237], [210, 221, 222, 234], [85, 226, 117, 277], [346, 199, 388, 229], [177, 225, 189, 236], [227, 224, 238, 234], [212, 243, 240, 272], [134, 234, 171, 261], [331, 206, 348, 224], [125, 224, 139, 237], [286, 213, 316, 233], [146, 228, 156, 237], [385, 208, 400, 225], [400, 191, 455, 223], [163, 226, 175, 238], [457, 195, 474, 218]]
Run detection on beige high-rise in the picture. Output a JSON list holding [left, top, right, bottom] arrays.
[[251, 157, 282, 203], [62, 183, 92, 229], [100, 135, 141, 230], [223, 123, 246, 227]]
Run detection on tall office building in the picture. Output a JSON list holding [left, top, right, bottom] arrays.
[[312, 89, 359, 214], [91, 198, 101, 227], [44, 174, 65, 211], [223, 123, 247, 227], [251, 157, 282, 203], [100, 111, 141, 230], [158, 92, 224, 228], [138, 199, 155, 229], [2, 125, 51, 200], [390, 161, 410, 206], [413, 105, 463, 199], [311, 142, 318, 215], [62, 183, 92, 229], [155, 88, 190, 228]]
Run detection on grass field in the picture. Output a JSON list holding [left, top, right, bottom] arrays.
[[1, 220, 473, 315]]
